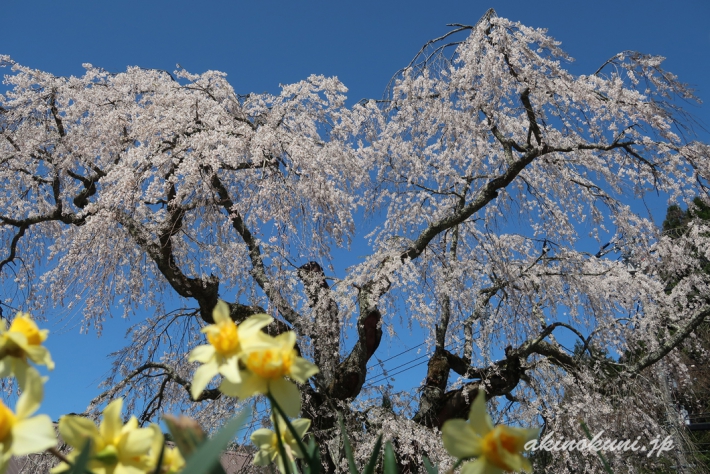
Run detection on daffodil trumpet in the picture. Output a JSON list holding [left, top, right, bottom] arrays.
[[219, 330, 319, 417], [442, 390, 539, 474]]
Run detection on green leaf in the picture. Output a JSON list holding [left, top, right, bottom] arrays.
[[65, 438, 93, 474], [339, 413, 358, 474], [304, 436, 321, 474], [179, 409, 251, 474], [362, 434, 383, 474], [423, 456, 438, 474], [383, 441, 398, 474]]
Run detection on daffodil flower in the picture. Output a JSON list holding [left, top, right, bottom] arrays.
[[54, 398, 162, 474], [188, 301, 273, 400], [219, 331, 319, 417], [251, 415, 310, 474], [0, 312, 54, 388], [0, 370, 56, 474], [146, 429, 184, 474], [442, 390, 539, 474], [157, 445, 185, 474]]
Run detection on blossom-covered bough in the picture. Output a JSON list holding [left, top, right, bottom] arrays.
[[2, 8, 710, 472]]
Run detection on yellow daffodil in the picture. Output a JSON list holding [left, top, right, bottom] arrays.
[[188, 301, 273, 400], [146, 429, 185, 474], [442, 390, 539, 474], [219, 331, 319, 417], [54, 398, 162, 474], [157, 445, 185, 474], [0, 312, 54, 388], [0, 371, 56, 474], [251, 415, 310, 474]]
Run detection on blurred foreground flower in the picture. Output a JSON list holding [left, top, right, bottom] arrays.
[[188, 301, 273, 400], [219, 331, 319, 416], [0, 371, 56, 474], [55, 398, 161, 474], [442, 390, 539, 474], [251, 415, 310, 474], [157, 444, 185, 474], [0, 312, 54, 388]]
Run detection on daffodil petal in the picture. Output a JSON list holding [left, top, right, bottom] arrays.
[[191, 361, 219, 400], [15, 368, 43, 418], [0, 451, 12, 474], [59, 415, 100, 448], [219, 356, 241, 383], [10, 359, 31, 391], [11, 415, 56, 455], [492, 442, 525, 472], [212, 300, 231, 325], [148, 424, 164, 466], [252, 449, 273, 466], [290, 418, 311, 440], [0, 359, 11, 379], [251, 428, 275, 448], [25, 345, 53, 368], [100, 399, 124, 442], [270, 378, 301, 417], [442, 418, 482, 459], [468, 390, 493, 436], [289, 356, 319, 383], [5, 332, 29, 352], [119, 427, 155, 459], [188, 344, 215, 363], [273, 331, 296, 349], [508, 426, 540, 451], [224, 370, 268, 399], [114, 464, 149, 474], [238, 313, 273, 335], [461, 458, 499, 474], [287, 418, 311, 457]]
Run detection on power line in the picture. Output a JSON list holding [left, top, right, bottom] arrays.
[[367, 342, 427, 371], [362, 322, 511, 389]]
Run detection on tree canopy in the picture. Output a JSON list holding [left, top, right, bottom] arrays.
[[2, 10, 709, 473]]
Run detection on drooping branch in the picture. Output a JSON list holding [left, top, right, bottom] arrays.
[[0, 222, 28, 273], [624, 307, 710, 376], [209, 171, 303, 327], [113, 209, 221, 322], [89, 362, 221, 414]]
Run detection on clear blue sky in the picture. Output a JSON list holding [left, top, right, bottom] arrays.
[[2, 0, 710, 421]]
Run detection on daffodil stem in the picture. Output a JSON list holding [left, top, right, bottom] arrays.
[[271, 408, 294, 474], [47, 446, 72, 466], [267, 392, 313, 467]]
